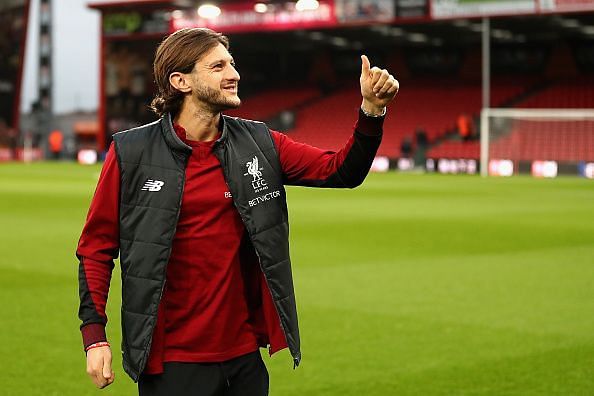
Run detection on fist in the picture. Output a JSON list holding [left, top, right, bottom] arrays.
[[86, 346, 115, 389], [360, 55, 399, 115]]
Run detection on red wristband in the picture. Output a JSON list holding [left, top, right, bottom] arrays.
[[85, 341, 110, 352]]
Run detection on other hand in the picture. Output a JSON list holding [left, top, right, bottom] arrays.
[[360, 55, 399, 115], [86, 346, 115, 389]]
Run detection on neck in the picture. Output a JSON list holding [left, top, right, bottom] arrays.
[[173, 100, 221, 142]]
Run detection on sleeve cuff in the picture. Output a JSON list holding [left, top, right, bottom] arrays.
[[81, 323, 107, 349], [355, 108, 384, 137]]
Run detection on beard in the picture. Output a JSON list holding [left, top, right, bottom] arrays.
[[193, 82, 241, 113]]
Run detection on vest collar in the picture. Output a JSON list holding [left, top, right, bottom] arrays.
[[162, 113, 231, 151], [217, 114, 229, 145], [160, 113, 192, 155]]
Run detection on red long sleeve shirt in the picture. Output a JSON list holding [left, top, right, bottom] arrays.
[[77, 111, 383, 375]]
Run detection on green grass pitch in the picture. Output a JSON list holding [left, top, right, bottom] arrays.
[[1, 162, 593, 395]]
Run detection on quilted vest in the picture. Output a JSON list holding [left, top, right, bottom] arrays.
[[113, 114, 300, 382]]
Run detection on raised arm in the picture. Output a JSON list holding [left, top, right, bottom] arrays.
[[76, 142, 120, 388], [273, 55, 399, 188]]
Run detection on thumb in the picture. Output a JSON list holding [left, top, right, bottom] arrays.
[[361, 55, 371, 77]]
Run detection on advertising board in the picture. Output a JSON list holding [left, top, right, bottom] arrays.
[[395, 0, 428, 18], [432, 0, 535, 18], [539, 0, 594, 12], [173, 1, 337, 33], [432, 0, 594, 18]]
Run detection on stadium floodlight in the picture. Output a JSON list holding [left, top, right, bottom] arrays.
[[390, 27, 404, 36], [480, 108, 594, 177], [254, 3, 268, 13], [309, 31, 324, 40], [558, 18, 580, 28], [370, 25, 391, 35], [296, 0, 319, 11], [491, 29, 513, 40], [330, 36, 348, 47], [452, 19, 471, 28], [407, 33, 428, 42], [197, 4, 221, 19]]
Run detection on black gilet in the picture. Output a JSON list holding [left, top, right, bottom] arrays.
[[113, 114, 299, 382]]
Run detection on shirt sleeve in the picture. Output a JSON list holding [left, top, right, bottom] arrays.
[[271, 109, 384, 188], [76, 142, 120, 349]]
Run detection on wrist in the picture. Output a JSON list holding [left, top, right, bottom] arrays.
[[361, 100, 386, 117], [85, 341, 110, 353]]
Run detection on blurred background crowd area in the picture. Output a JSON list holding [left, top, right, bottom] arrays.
[[1, 0, 593, 176]]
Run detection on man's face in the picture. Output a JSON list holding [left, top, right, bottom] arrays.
[[190, 43, 241, 112]]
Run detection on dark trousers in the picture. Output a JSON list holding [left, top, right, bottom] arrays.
[[138, 351, 269, 396]]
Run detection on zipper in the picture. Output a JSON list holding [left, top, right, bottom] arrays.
[[215, 144, 294, 362]]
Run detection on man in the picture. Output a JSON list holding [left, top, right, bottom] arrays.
[[77, 28, 399, 395], [48, 129, 64, 160]]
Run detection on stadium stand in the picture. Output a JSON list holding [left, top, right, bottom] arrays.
[[490, 120, 594, 162], [513, 76, 594, 109], [224, 74, 594, 162], [284, 77, 533, 158], [427, 140, 481, 160], [426, 76, 594, 161], [225, 86, 321, 121], [487, 76, 594, 162]]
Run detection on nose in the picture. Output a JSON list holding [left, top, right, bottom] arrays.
[[228, 64, 240, 82]]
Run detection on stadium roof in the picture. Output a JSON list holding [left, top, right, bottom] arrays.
[[87, 1, 594, 47], [224, 14, 594, 51]]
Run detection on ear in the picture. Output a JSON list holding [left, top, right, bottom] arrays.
[[169, 71, 192, 93]]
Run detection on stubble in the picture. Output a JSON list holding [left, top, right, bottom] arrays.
[[194, 81, 241, 113]]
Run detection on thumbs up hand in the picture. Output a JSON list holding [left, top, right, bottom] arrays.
[[360, 55, 399, 116]]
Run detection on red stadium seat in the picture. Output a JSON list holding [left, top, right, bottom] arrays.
[[427, 76, 594, 161], [288, 77, 533, 157]]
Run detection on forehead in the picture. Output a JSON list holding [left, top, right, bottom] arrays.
[[201, 43, 233, 62]]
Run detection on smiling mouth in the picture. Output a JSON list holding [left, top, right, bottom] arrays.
[[223, 86, 238, 93]]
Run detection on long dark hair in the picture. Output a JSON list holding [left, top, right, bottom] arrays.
[[150, 28, 229, 117]]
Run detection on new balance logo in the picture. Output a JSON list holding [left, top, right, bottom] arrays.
[[141, 179, 164, 192]]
